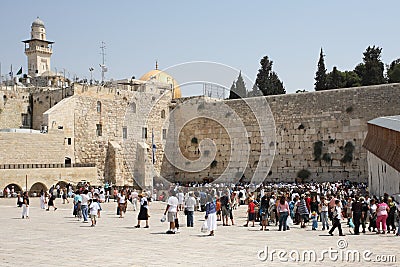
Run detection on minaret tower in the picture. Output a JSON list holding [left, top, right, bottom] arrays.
[[22, 17, 54, 77]]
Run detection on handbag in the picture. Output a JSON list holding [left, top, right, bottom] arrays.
[[286, 216, 293, 226], [160, 214, 166, 222], [184, 208, 188, 215], [201, 220, 208, 233]]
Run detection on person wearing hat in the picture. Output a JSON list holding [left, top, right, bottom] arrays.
[[135, 193, 149, 228]]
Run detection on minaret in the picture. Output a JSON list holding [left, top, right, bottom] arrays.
[[22, 17, 54, 77]]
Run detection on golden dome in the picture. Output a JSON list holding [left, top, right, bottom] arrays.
[[140, 69, 181, 99]]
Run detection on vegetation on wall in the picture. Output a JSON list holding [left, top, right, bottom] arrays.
[[297, 169, 311, 182], [341, 141, 355, 163], [313, 141, 323, 161]]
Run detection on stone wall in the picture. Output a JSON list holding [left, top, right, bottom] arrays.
[[0, 87, 31, 129], [0, 132, 65, 165], [31, 86, 73, 129], [160, 83, 400, 183]]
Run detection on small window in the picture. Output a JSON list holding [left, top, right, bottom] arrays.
[[162, 129, 167, 140], [142, 127, 147, 139], [161, 110, 165, 119], [132, 102, 136, 113], [96, 124, 102, 136], [123, 127, 127, 139], [67, 138, 72, 145], [97, 101, 102, 113]]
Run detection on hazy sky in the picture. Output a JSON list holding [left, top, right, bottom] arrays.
[[1, 1, 399, 95]]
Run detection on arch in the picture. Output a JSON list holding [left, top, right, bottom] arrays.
[[65, 157, 72, 167], [56, 181, 68, 189], [3, 184, 23, 197], [161, 109, 166, 119], [30, 182, 47, 197], [96, 101, 102, 113]]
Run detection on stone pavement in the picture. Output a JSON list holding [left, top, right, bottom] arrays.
[[0, 198, 398, 267]]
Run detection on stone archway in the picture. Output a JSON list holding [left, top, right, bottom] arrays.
[[30, 182, 47, 197], [3, 184, 23, 197]]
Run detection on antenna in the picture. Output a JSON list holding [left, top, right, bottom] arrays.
[[100, 41, 107, 83]]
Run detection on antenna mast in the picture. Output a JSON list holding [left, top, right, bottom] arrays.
[[100, 41, 107, 83]]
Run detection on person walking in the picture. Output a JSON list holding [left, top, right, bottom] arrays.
[[277, 196, 289, 231], [135, 194, 149, 228], [80, 190, 89, 222], [46, 193, 57, 211], [185, 192, 196, 227], [21, 192, 30, 219], [329, 200, 345, 236], [205, 195, 217, 236], [351, 196, 363, 235], [376, 198, 389, 234], [319, 196, 329, 230], [164, 192, 179, 234], [89, 198, 101, 227], [39, 189, 46, 209]]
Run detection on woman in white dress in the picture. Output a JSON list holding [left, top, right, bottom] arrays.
[[39, 189, 46, 209], [205, 195, 217, 236]]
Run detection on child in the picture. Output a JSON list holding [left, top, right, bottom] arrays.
[[348, 217, 355, 234], [311, 211, 318, 230], [89, 198, 101, 227]]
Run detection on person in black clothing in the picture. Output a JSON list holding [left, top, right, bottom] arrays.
[[259, 192, 269, 231], [220, 191, 231, 226], [360, 197, 369, 233], [351, 196, 363, 235]]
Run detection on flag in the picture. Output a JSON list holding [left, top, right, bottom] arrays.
[[152, 129, 156, 164], [16, 67, 22, 75]]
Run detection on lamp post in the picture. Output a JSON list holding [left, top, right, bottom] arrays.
[[89, 67, 94, 85]]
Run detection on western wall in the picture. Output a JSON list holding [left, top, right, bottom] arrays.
[[160, 83, 400, 183]]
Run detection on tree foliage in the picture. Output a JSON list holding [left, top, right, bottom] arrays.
[[255, 55, 286, 96], [248, 83, 263, 97], [229, 72, 247, 99], [315, 48, 327, 91], [355, 46, 385, 86], [387, 58, 400, 83]]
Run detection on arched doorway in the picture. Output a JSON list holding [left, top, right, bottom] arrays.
[[30, 182, 47, 197], [65, 157, 72, 167], [3, 184, 23, 197]]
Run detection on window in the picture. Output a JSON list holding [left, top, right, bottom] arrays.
[[132, 102, 136, 113], [96, 124, 102, 136], [162, 129, 167, 140], [67, 138, 72, 145], [96, 101, 102, 113], [161, 109, 165, 119], [142, 127, 147, 139], [122, 127, 127, 139]]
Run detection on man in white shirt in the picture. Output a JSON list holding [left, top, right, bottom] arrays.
[[131, 189, 139, 211], [329, 199, 345, 236], [185, 192, 196, 227], [81, 190, 89, 222], [164, 192, 179, 234]]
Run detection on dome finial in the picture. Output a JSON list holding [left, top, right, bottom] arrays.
[[155, 60, 158, 70]]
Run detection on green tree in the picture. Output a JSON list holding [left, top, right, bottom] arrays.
[[342, 71, 361, 88], [387, 59, 400, 83], [255, 55, 286, 96], [228, 81, 237, 99], [248, 83, 263, 97], [326, 66, 343, 89], [355, 46, 385, 86], [315, 48, 327, 91], [229, 72, 247, 99]]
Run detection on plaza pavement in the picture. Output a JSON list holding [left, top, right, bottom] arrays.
[[0, 197, 398, 267]]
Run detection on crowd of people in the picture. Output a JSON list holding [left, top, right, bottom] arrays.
[[7, 180, 400, 238]]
